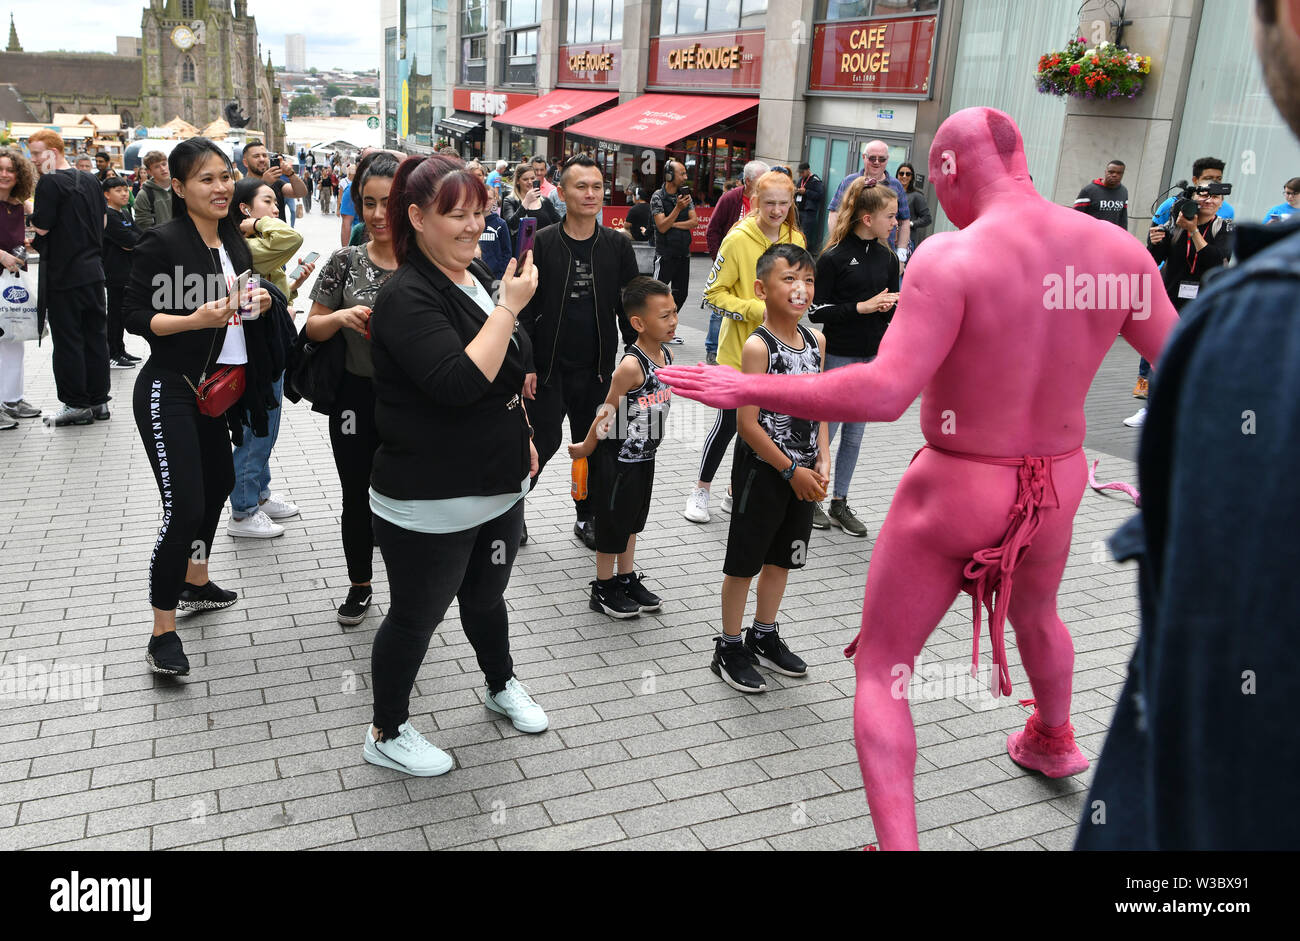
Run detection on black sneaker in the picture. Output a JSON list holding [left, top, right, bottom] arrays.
[[711, 637, 767, 693], [519, 522, 528, 546], [589, 579, 640, 619], [574, 519, 597, 551], [122, 352, 143, 363], [110, 356, 136, 369], [745, 623, 808, 677], [337, 585, 373, 626], [146, 631, 191, 676], [91, 403, 111, 421], [618, 572, 662, 612], [176, 580, 238, 612], [44, 405, 94, 427]]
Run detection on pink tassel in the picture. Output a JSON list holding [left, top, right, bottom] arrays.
[[1088, 458, 1140, 507]]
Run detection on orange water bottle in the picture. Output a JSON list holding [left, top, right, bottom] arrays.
[[571, 457, 588, 501]]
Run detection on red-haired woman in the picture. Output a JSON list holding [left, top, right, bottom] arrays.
[[361, 154, 547, 777]]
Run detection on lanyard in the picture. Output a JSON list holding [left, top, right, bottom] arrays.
[[1185, 220, 1211, 274]]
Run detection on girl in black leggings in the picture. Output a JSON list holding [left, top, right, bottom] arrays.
[[305, 151, 400, 625], [124, 138, 281, 676]]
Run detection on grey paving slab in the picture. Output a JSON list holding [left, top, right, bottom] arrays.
[[0, 211, 1149, 850]]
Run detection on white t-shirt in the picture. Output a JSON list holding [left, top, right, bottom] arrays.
[[214, 245, 248, 366]]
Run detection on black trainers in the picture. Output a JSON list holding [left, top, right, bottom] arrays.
[[337, 585, 373, 626], [711, 637, 767, 693], [91, 403, 111, 421], [519, 521, 529, 546], [110, 356, 136, 369], [574, 519, 598, 551], [176, 580, 238, 612], [618, 572, 662, 612], [146, 631, 191, 676], [745, 623, 808, 677], [589, 578, 641, 619]]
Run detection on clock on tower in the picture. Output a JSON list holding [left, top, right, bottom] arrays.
[[171, 24, 196, 50]]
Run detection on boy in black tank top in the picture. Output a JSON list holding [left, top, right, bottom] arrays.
[[714, 244, 829, 694], [569, 277, 679, 618]]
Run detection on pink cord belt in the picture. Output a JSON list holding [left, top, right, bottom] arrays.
[[845, 443, 1082, 699]]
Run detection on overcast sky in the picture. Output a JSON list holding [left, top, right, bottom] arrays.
[[7, 0, 380, 72]]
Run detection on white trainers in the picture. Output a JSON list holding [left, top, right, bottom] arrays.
[[683, 486, 710, 523], [720, 487, 733, 513], [1122, 407, 1147, 428], [227, 509, 285, 538], [260, 493, 300, 520], [485, 677, 549, 733], [362, 722, 454, 776]]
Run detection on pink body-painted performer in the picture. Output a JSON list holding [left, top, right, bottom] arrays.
[[658, 107, 1179, 850]]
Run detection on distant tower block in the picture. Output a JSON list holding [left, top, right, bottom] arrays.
[[285, 33, 306, 72]]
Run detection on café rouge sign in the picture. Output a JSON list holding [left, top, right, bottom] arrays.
[[668, 43, 746, 70]]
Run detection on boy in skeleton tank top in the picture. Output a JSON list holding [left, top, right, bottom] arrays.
[[713, 244, 829, 693], [569, 277, 679, 618]]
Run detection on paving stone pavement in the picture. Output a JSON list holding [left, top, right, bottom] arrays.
[[0, 209, 1152, 850]]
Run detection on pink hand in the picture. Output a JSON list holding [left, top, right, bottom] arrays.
[[656, 363, 753, 410]]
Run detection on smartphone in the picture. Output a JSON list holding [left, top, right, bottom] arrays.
[[532, 178, 542, 192], [517, 217, 537, 262], [289, 251, 320, 281]]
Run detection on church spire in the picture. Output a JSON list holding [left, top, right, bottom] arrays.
[[7, 13, 23, 52]]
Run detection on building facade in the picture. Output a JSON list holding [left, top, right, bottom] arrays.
[[285, 33, 306, 72], [140, 0, 283, 148], [381, 0, 1300, 242]]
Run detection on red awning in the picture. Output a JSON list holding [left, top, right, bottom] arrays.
[[492, 90, 620, 131], [563, 93, 759, 149]]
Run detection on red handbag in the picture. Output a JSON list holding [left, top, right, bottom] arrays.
[[188, 364, 246, 417]]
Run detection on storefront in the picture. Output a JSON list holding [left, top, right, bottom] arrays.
[[803, 4, 943, 238], [492, 88, 620, 175], [435, 111, 486, 159], [450, 88, 540, 163]]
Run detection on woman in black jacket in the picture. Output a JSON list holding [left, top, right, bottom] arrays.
[[896, 162, 933, 251], [362, 153, 547, 777], [807, 177, 901, 538], [124, 137, 283, 676], [500, 162, 559, 244]]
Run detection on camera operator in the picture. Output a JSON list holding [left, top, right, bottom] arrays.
[[1124, 183, 1235, 428], [241, 140, 306, 223]]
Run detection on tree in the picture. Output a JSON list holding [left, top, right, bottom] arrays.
[[289, 94, 320, 118], [334, 98, 357, 117], [308, 67, 318, 75], [355, 86, 379, 98], [357, 105, 373, 115], [324, 83, 346, 99]]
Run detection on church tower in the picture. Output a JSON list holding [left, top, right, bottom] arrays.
[[140, 0, 281, 146], [7, 13, 22, 52]]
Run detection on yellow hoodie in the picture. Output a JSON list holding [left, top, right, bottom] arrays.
[[703, 215, 807, 368], [245, 216, 304, 304]]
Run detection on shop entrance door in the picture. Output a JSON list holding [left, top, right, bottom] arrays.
[[803, 129, 914, 244]]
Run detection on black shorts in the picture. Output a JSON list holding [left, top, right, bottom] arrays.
[[723, 441, 815, 578], [592, 444, 655, 554]]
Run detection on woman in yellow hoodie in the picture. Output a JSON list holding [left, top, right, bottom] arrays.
[[682, 171, 806, 524], [231, 177, 315, 306]]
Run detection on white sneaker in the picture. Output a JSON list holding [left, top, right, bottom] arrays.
[[260, 493, 300, 520], [1122, 407, 1147, 428], [485, 677, 549, 733], [362, 722, 454, 776], [227, 509, 285, 538], [683, 486, 710, 523], [720, 488, 733, 513]]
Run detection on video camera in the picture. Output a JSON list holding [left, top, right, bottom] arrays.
[[1172, 179, 1232, 221]]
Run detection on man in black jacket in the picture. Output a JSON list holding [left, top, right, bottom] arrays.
[[520, 154, 639, 548], [102, 176, 141, 369]]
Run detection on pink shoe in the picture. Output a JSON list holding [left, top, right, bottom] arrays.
[[1006, 711, 1089, 778]]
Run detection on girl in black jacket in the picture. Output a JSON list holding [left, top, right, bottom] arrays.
[[500, 162, 559, 243], [807, 177, 901, 537], [124, 138, 280, 677], [362, 153, 548, 777]]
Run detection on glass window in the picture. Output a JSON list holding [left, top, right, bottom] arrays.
[[933, 0, 1073, 233], [181, 0, 195, 18], [507, 0, 539, 28], [611, 0, 623, 41], [676, 0, 708, 33], [461, 0, 487, 35], [574, 0, 593, 43], [566, 0, 577, 43], [658, 0, 679, 35], [707, 0, 741, 31], [504, 27, 538, 85], [592, 0, 613, 42], [1171, 2, 1300, 222], [181, 56, 195, 84], [740, 0, 767, 28], [816, 0, 941, 19]]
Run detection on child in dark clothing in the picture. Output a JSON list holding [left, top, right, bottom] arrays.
[[102, 175, 141, 367], [569, 277, 678, 618]]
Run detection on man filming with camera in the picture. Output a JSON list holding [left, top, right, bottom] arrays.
[[1124, 180, 1235, 427]]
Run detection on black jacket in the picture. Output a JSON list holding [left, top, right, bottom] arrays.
[[808, 230, 899, 358], [1148, 215, 1235, 311], [103, 206, 140, 287], [370, 251, 534, 501], [124, 214, 284, 443], [518, 222, 639, 385], [501, 194, 559, 244]]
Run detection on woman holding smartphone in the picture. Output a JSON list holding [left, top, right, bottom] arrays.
[[806, 176, 900, 537], [361, 154, 546, 776], [305, 152, 400, 625], [124, 138, 282, 676], [500, 162, 559, 244]]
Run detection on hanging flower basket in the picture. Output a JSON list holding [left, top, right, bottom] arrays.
[[1036, 37, 1151, 100]]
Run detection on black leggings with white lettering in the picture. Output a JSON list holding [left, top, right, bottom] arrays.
[[697, 408, 737, 485], [133, 364, 235, 611]]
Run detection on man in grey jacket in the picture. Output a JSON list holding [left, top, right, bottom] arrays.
[[132, 151, 173, 232]]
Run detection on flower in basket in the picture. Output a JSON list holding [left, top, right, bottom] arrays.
[[1035, 38, 1151, 100]]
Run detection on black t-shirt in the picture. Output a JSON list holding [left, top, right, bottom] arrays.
[[31, 168, 106, 288], [650, 186, 694, 257], [625, 202, 654, 245], [558, 230, 599, 369]]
